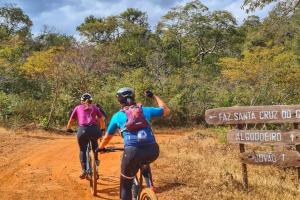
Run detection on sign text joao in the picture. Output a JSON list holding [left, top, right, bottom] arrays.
[[227, 130, 300, 145], [240, 151, 300, 167], [205, 105, 300, 125]]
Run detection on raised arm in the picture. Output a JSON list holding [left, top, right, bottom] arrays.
[[153, 95, 170, 117]]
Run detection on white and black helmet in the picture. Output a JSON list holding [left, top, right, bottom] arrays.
[[116, 87, 135, 105], [81, 93, 93, 101]]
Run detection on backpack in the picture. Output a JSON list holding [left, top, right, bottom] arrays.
[[122, 104, 149, 132]]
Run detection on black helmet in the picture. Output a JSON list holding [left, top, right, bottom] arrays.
[[116, 87, 135, 105], [81, 93, 93, 102]]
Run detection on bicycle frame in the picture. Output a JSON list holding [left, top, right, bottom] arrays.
[[85, 141, 93, 175], [98, 147, 157, 200], [132, 163, 155, 199]]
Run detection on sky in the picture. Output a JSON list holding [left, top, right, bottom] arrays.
[[0, 0, 275, 37]]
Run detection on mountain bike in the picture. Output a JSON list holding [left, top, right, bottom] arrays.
[[66, 129, 100, 196], [100, 147, 158, 200]]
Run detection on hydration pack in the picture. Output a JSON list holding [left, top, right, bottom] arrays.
[[122, 104, 149, 132]]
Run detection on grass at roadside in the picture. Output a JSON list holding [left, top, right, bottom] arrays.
[[153, 128, 300, 200]]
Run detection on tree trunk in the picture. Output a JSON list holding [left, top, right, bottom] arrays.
[[46, 75, 59, 128]]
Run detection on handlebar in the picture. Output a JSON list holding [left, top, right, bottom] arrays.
[[97, 147, 124, 153]]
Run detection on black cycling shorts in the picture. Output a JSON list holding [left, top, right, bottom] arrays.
[[121, 143, 159, 179]]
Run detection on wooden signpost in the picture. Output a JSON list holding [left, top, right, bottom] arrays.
[[205, 105, 300, 190], [205, 105, 300, 125], [227, 130, 300, 145], [240, 151, 300, 168]]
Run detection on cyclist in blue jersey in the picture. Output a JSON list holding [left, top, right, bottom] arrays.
[[99, 87, 170, 200]]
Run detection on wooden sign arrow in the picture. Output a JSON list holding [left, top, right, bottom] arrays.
[[240, 151, 300, 168], [205, 105, 300, 125], [227, 130, 300, 145]]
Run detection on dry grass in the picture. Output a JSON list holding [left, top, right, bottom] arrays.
[[154, 128, 300, 200]]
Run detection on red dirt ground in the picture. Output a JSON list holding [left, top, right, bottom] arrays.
[[0, 127, 176, 200]]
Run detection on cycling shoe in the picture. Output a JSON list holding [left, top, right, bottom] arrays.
[[79, 170, 87, 179], [95, 159, 100, 166]]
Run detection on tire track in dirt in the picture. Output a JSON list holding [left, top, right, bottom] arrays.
[[0, 129, 173, 200], [0, 132, 124, 200]]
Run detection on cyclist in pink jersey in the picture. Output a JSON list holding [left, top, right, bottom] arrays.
[[67, 93, 104, 179]]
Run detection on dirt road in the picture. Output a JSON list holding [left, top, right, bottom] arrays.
[[0, 128, 171, 200]]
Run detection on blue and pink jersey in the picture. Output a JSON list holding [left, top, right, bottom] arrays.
[[107, 106, 164, 147], [70, 104, 103, 126]]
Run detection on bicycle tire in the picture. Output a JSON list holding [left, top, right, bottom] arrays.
[[87, 153, 93, 194], [139, 188, 158, 200], [88, 151, 98, 196], [92, 155, 97, 196]]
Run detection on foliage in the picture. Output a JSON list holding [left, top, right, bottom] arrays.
[[243, 0, 300, 15], [220, 46, 300, 105], [0, 1, 299, 128], [0, 4, 32, 39]]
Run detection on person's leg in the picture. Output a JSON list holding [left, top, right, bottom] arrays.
[[89, 125, 102, 162], [120, 176, 134, 200], [132, 177, 139, 199], [91, 138, 99, 160], [141, 165, 152, 187], [120, 147, 139, 200], [77, 127, 89, 178], [139, 143, 160, 188]]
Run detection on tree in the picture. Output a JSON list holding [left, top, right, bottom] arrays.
[[21, 47, 66, 127], [241, 15, 261, 31], [0, 4, 32, 39], [119, 8, 148, 30], [242, 5, 298, 50], [243, 0, 300, 14], [77, 15, 119, 43], [158, 0, 242, 67], [219, 46, 300, 105], [34, 26, 74, 50]]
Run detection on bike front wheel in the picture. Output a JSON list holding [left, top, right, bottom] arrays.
[[139, 188, 158, 200]]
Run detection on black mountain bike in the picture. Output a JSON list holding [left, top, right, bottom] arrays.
[[66, 129, 100, 196], [99, 147, 158, 200]]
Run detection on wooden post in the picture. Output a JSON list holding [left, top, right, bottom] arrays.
[[237, 124, 248, 190], [294, 123, 300, 190]]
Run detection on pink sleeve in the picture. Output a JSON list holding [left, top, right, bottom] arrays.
[[94, 105, 103, 118], [70, 107, 78, 120]]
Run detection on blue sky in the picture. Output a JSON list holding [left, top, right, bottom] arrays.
[[1, 0, 275, 37]]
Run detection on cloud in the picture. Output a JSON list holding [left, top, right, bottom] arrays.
[[13, 0, 187, 36], [202, 0, 237, 10], [223, 0, 276, 23], [0, 0, 275, 37]]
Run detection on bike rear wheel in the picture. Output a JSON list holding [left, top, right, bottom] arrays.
[[87, 155, 94, 193], [89, 152, 98, 196], [139, 188, 158, 200]]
